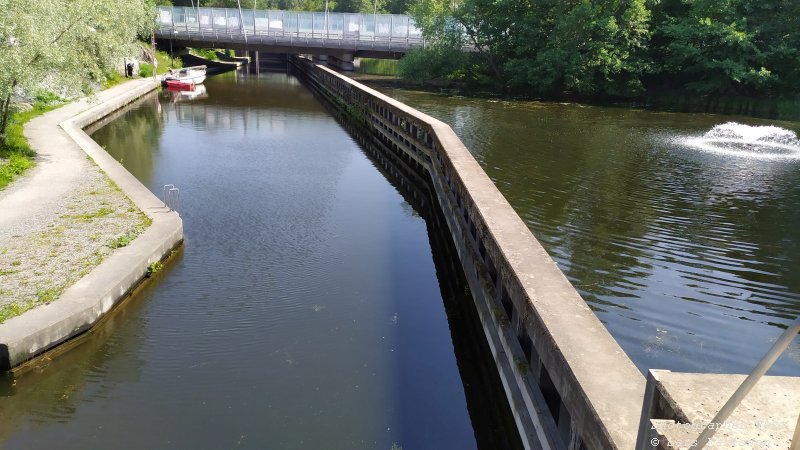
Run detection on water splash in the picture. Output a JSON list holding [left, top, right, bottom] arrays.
[[682, 122, 800, 160]]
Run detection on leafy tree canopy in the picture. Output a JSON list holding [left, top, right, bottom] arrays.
[[404, 0, 800, 100], [0, 0, 153, 140]]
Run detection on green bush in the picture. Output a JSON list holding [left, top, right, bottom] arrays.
[[139, 62, 154, 78], [34, 91, 64, 104], [357, 58, 400, 76], [103, 71, 125, 89], [0, 154, 33, 189]]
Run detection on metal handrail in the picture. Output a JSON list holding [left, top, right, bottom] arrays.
[[694, 316, 800, 449]]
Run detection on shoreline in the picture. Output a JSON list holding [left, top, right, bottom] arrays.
[[348, 71, 800, 121], [0, 79, 183, 371]]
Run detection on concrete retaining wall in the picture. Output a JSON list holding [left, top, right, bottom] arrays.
[[0, 81, 183, 371], [292, 56, 646, 450]]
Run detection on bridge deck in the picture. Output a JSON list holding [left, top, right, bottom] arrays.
[[156, 6, 425, 56]]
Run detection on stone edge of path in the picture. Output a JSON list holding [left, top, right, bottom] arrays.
[[0, 80, 184, 371]]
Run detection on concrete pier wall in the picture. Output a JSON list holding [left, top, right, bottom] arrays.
[[0, 81, 183, 371], [291, 56, 646, 450]]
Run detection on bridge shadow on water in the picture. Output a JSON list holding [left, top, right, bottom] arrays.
[[286, 62, 525, 450]]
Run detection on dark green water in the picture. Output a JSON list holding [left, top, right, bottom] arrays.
[[0, 72, 520, 449], [374, 86, 800, 376]]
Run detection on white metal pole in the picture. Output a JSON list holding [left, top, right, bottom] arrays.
[[151, 26, 157, 81], [237, 0, 247, 44]]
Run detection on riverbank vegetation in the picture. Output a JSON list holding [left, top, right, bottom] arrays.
[[0, 99, 64, 190], [139, 49, 184, 78], [0, 0, 158, 188], [357, 58, 400, 76], [0, 0, 154, 148], [400, 0, 800, 111], [191, 48, 220, 61]]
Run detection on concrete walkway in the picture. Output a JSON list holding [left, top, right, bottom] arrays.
[[0, 80, 153, 239], [0, 79, 183, 371]]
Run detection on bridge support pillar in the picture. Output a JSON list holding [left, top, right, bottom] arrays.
[[313, 54, 328, 63], [328, 53, 354, 71]]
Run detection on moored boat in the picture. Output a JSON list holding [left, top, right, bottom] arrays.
[[165, 79, 196, 90], [162, 65, 207, 87]]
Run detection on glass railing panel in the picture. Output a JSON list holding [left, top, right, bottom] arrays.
[[343, 13, 360, 37], [298, 12, 313, 34]]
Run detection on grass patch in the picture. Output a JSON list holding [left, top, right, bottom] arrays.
[[0, 299, 36, 324], [102, 71, 126, 89], [0, 285, 66, 323], [0, 154, 33, 188], [36, 287, 60, 303], [357, 58, 400, 76], [140, 50, 183, 77], [191, 48, 219, 61], [64, 206, 115, 221], [147, 261, 163, 274], [0, 100, 64, 190], [108, 233, 135, 249]]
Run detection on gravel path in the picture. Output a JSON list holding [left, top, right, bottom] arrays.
[[0, 81, 153, 322]]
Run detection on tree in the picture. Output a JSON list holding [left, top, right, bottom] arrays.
[[401, 0, 474, 82], [0, 0, 153, 142], [405, 0, 800, 101], [405, 0, 651, 96], [651, 0, 799, 96], [511, 0, 652, 97]]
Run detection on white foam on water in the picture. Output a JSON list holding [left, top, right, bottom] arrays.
[[680, 122, 800, 160]]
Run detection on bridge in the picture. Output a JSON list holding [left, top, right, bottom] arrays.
[[155, 6, 425, 64]]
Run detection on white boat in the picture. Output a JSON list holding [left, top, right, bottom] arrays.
[[163, 65, 207, 87]]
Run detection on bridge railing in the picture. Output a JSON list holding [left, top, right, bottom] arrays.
[[156, 6, 425, 47]]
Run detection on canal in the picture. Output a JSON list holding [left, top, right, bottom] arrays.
[[0, 71, 520, 449], [3, 64, 799, 448], [372, 84, 800, 377]]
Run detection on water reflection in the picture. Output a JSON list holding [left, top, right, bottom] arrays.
[[0, 258, 176, 444], [375, 88, 800, 376], [334, 110, 522, 449], [164, 84, 209, 103], [88, 93, 163, 187]]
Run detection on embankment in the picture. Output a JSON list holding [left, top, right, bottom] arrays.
[[0, 80, 183, 371], [292, 56, 646, 450]]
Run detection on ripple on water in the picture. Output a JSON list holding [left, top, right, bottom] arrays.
[[378, 90, 800, 375]]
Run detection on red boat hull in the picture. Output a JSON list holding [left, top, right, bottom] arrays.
[[165, 79, 195, 90]]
